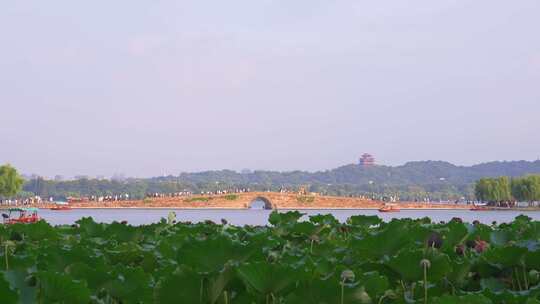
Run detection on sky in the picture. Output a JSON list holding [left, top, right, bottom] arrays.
[[1, 1, 539, 178]]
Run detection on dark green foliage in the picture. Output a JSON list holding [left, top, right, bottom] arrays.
[[475, 176, 512, 203], [184, 197, 211, 203], [0, 164, 24, 198], [1, 213, 540, 302], [296, 195, 315, 203], [511, 175, 540, 203], [223, 194, 239, 200], [476, 175, 540, 204]]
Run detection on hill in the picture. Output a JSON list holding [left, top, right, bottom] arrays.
[[22, 160, 540, 201]]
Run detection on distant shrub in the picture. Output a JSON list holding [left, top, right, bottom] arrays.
[[297, 195, 315, 203], [224, 194, 239, 201], [143, 198, 152, 204], [184, 197, 211, 203]]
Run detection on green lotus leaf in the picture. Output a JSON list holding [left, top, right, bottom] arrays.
[[107, 242, 145, 265], [467, 223, 493, 243], [104, 266, 152, 304], [285, 275, 371, 304], [432, 294, 493, 304], [309, 214, 339, 226], [440, 221, 468, 251], [76, 217, 105, 237], [351, 221, 413, 260], [525, 250, 540, 269], [269, 211, 304, 226], [65, 262, 112, 291], [237, 262, 297, 296], [289, 221, 318, 237], [9, 220, 58, 241], [358, 271, 389, 297], [482, 288, 538, 304], [446, 259, 471, 287], [483, 245, 528, 268], [154, 268, 204, 304], [104, 222, 143, 243], [387, 249, 452, 282], [480, 277, 505, 292], [2, 270, 36, 304], [207, 267, 235, 304], [178, 235, 252, 274], [0, 272, 18, 304], [37, 243, 103, 272], [490, 230, 515, 247], [347, 215, 382, 228], [36, 271, 92, 304]]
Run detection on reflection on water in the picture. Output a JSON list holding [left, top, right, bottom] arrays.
[[36, 208, 540, 226]]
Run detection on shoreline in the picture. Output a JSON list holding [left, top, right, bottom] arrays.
[[2, 206, 540, 211]]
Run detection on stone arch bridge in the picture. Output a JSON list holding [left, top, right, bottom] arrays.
[[66, 192, 467, 209]]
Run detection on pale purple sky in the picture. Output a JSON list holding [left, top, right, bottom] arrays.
[[1, 1, 539, 177]]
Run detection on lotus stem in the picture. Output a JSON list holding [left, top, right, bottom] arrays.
[[341, 278, 346, 304], [223, 290, 229, 304], [514, 268, 522, 291], [423, 265, 427, 304], [523, 264, 529, 290], [378, 295, 386, 304], [200, 278, 204, 302], [400, 280, 406, 300], [420, 259, 431, 304], [4, 244, 8, 271]]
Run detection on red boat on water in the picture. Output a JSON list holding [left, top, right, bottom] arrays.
[[50, 202, 72, 211], [2, 208, 40, 224], [379, 203, 400, 213]]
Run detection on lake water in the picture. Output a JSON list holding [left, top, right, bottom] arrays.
[[33, 208, 540, 226]]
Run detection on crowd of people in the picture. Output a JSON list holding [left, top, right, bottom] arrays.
[[0, 196, 46, 206], [146, 191, 193, 198], [146, 188, 251, 198], [68, 194, 132, 203]]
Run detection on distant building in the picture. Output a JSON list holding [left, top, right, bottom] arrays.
[[359, 153, 375, 167]]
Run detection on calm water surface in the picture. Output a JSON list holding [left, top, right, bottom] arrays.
[[35, 208, 540, 226]]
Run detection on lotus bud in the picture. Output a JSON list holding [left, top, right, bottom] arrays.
[[267, 251, 280, 262], [354, 287, 372, 304], [341, 269, 355, 282], [420, 259, 431, 269], [383, 290, 397, 299], [530, 270, 540, 282]]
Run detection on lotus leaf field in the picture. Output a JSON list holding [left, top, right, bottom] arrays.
[[2, 212, 540, 303]]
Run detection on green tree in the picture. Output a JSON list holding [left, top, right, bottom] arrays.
[[511, 175, 540, 206], [475, 177, 512, 204], [0, 164, 24, 197]]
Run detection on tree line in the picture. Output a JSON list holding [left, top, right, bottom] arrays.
[[2, 163, 540, 205], [475, 175, 540, 206]]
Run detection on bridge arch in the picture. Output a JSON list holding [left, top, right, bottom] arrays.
[[248, 196, 274, 210]]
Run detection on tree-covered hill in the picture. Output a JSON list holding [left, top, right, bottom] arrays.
[[174, 160, 540, 187], [20, 160, 540, 201]]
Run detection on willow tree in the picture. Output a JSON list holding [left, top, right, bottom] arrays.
[[511, 175, 540, 206], [0, 164, 24, 198], [474, 177, 512, 205]]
